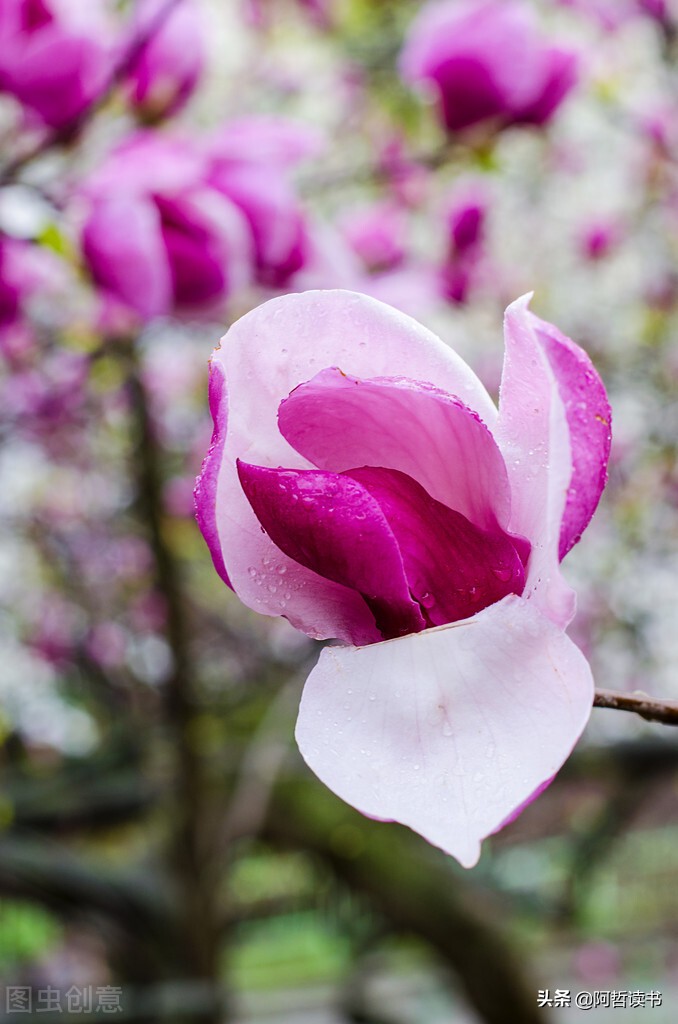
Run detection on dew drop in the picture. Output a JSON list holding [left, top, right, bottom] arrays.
[[247, 566, 257, 578], [277, 565, 287, 575], [492, 567, 513, 583]]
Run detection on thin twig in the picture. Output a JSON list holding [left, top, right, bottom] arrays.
[[0, 0, 185, 185], [594, 688, 678, 726]]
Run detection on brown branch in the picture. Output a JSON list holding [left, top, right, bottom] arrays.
[[0, 0, 185, 185], [122, 339, 225, 1020], [594, 688, 678, 726]]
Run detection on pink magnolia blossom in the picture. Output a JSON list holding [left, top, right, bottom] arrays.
[[0, 0, 112, 128], [80, 132, 251, 322], [400, 0, 578, 134], [342, 202, 408, 274], [195, 290, 611, 866], [124, 0, 206, 122], [206, 117, 321, 289], [440, 180, 491, 305], [579, 217, 624, 261]]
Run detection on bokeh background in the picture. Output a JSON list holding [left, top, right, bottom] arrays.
[[1, 0, 678, 1021]]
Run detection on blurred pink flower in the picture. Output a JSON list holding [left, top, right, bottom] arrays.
[[440, 180, 491, 304], [0, 234, 67, 355], [124, 0, 206, 122], [579, 217, 624, 261], [0, 0, 113, 128], [400, 0, 578, 134], [207, 117, 322, 289], [85, 622, 127, 670], [80, 132, 251, 321], [342, 202, 408, 273], [195, 290, 611, 865]]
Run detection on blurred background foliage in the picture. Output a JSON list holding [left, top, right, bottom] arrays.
[[0, 0, 678, 1021]]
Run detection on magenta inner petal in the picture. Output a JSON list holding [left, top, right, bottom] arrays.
[[434, 56, 508, 131], [236, 461, 427, 640], [155, 196, 226, 307], [347, 466, 526, 626], [278, 368, 510, 532]]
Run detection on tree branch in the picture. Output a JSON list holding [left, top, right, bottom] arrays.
[[593, 688, 678, 726]]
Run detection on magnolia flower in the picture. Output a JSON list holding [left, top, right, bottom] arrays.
[[124, 0, 206, 122], [206, 117, 321, 289], [400, 0, 578, 134], [440, 180, 490, 305], [195, 290, 611, 866], [342, 202, 408, 274], [0, 0, 112, 128], [80, 132, 251, 322]]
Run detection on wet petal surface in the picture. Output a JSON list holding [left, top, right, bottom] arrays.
[[296, 594, 593, 867]]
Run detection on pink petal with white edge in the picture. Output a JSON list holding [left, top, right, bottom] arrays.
[[529, 314, 612, 560], [296, 594, 593, 867], [279, 369, 510, 531], [194, 360, 231, 588], [205, 290, 497, 643], [496, 295, 575, 628]]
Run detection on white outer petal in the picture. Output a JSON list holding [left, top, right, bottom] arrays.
[[496, 294, 576, 628], [296, 594, 593, 867]]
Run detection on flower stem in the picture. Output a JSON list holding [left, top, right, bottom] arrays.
[[594, 688, 678, 726]]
